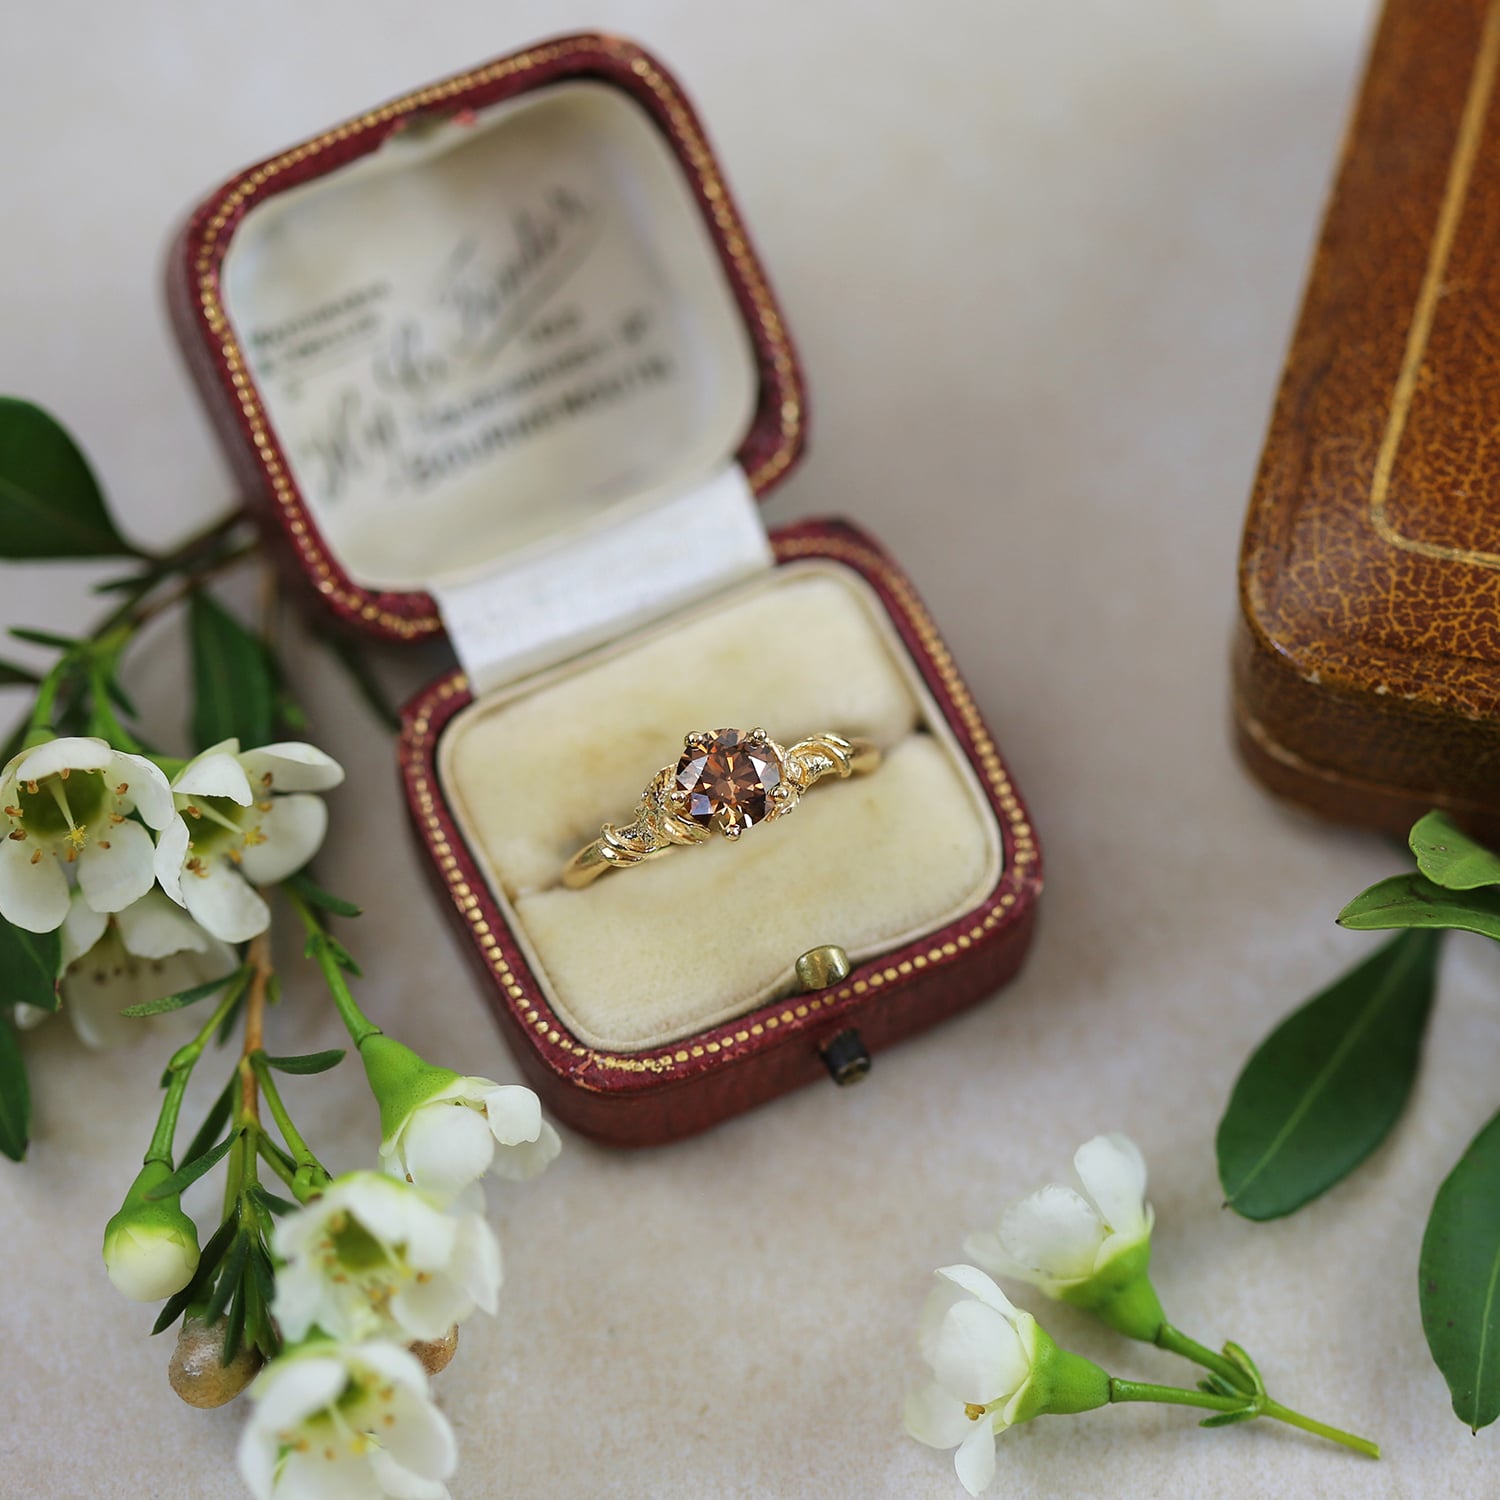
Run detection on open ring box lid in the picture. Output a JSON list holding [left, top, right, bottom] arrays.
[[169, 33, 1041, 1145]]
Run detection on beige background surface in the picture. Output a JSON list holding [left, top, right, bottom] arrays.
[[2, 2, 1494, 1497]]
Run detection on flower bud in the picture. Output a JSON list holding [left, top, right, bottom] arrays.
[[102, 1160, 201, 1302], [168, 1313, 262, 1407]]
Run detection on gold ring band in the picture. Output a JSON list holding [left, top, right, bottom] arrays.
[[562, 727, 881, 889]]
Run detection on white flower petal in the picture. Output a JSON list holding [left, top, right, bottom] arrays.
[[267, 1260, 326, 1345], [114, 887, 214, 959], [275, 1449, 373, 1500], [998, 1184, 1107, 1282], [153, 816, 189, 905], [935, 1265, 1022, 1319], [110, 752, 175, 829], [15, 736, 112, 781], [236, 1424, 276, 1500], [172, 751, 254, 806], [0, 835, 69, 932], [368, 1449, 451, 1500], [77, 819, 156, 913], [240, 742, 346, 793], [60, 888, 108, 966], [931, 1300, 1030, 1406], [954, 1419, 998, 1497], [341, 1175, 455, 1270], [449, 1212, 502, 1314], [249, 1352, 348, 1429], [390, 1273, 474, 1342], [397, 1103, 496, 1201], [181, 860, 269, 943], [482, 1084, 541, 1143], [237, 794, 327, 885], [351, 1341, 432, 1395], [490, 1119, 562, 1182], [904, 1382, 975, 1450], [14, 1002, 50, 1031], [381, 1384, 458, 1481], [1074, 1133, 1150, 1240]]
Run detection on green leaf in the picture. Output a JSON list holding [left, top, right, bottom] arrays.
[[0, 398, 135, 559], [1409, 811, 1500, 891], [178, 1080, 236, 1169], [1339, 872, 1500, 941], [248, 1183, 298, 1217], [188, 591, 274, 752], [1199, 1410, 1257, 1429], [284, 871, 361, 919], [0, 1014, 30, 1161], [206, 1231, 249, 1323], [143, 1131, 237, 1199], [119, 966, 245, 1019], [1421, 1107, 1500, 1431], [1217, 930, 1443, 1219], [0, 658, 40, 687], [0, 917, 61, 1013], [262, 1048, 345, 1076], [9, 626, 79, 650]]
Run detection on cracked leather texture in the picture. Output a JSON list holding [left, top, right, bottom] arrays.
[[1236, 0, 1500, 838]]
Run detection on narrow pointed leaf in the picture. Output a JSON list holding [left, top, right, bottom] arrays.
[[0, 917, 61, 1012], [0, 398, 135, 558], [143, 1131, 236, 1199], [1218, 930, 1442, 1219], [206, 1232, 249, 1323], [1408, 812, 1500, 891], [119, 966, 244, 1019], [284, 871, 361, 919], [262, 1048, 345, 1076], [189, 591, 274, 751], [1199, 1410, 1257, 1429], [0, 1015, 29, 1161], [0, 658, 40, 687], [8, 626, 79, 650], [178, 1079, 236, 1169], [1421, 1108, 1500, 1432], [151, 1213, 239, 1334], [1339, 872, 1500, 941]]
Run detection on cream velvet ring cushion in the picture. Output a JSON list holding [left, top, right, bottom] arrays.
[[439, 563, 1002, 1052]]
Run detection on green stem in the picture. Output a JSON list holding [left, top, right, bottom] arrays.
[[1109, 1380, 1379, 1458], [286, 889, 381, 1047], [1262, 1399, 1381, 1460], [143, 973, 250, 1167], [1156, 1324, 1257, 1393], [250, 1052, 331, 1196]]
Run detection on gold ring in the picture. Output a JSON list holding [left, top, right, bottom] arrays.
[[562, 727, 881, 889]]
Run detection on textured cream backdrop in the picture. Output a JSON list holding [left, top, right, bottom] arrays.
[[5, 2, 1494, 1497]]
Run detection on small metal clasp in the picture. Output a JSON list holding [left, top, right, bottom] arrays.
[[794, 946, 871, 1086]]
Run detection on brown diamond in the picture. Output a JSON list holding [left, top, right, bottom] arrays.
[[674, 729, 783, 834]]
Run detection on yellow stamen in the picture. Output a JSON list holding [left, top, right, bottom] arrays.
[[98, 840, 111, 850], [29, 849, 41, 865], [243, 826, 267, 847], [115, 782, 128, 795], [58, 767, 69, 780], [4, 805, 21, 817], [964, 1404, 987, 1422], [7, 830, 24, 841]]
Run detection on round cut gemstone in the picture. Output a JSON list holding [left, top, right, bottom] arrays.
[[674, 729, 783, 833]]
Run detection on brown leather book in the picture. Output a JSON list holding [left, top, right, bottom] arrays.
[[1235, 0, 1500, 839]]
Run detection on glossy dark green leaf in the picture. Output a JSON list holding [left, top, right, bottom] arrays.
[[262, 1048, 345, 1076], [1421, 1108, 1500, 1431], [0, 398, 135, 558], [1218, 930, 1442, 1219], [1409, 812, 1500, 891], [0, 918, 61, 1013], [0, 1014, 29, 1161], [188, 591, 273, 752], [1338, 872, 1500, 941], [119, 967, 245, 1019]]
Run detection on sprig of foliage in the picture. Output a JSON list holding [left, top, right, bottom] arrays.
[[1218, 810, 1500, 1431]]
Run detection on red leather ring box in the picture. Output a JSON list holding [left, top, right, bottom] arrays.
[[168, 33, 1040, 1144]]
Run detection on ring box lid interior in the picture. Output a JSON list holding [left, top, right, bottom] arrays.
[[203, 46, 803, 681]]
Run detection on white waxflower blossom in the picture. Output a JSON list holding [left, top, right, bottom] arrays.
[[905, 1266, 1051, 1497], [964, 1133, 1154, 1300], [271, 1172, 500, 1345], [155, 739, 343, 943], [381, 1076, 562, 1203], [18, 888, 236, 1048], [238, 1340, 456, 1500], [0, 736, 174, 932]]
